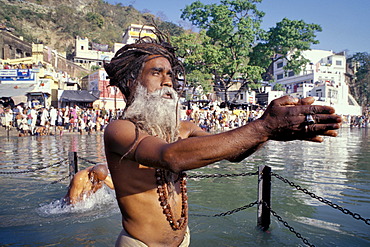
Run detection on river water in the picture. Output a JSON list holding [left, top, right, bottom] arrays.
[[0, 128, 369, 246]]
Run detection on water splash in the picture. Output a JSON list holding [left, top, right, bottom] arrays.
[[37, 186, 118, 217]]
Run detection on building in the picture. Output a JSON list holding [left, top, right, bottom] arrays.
[[272, 49, 361, 115], [213, 80, 257, 110], [122, 24, 156, 44], [1, 30, 90, 108], [74, 36, 123, 70], [73, 24, 157, 110], [87, 68, 125, 110], [0, 28, 32, 60], [255, 86, 284, 106], [74, 24, 156, 70]]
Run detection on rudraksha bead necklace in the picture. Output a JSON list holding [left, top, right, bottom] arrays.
[[155, 169, 188, 230]]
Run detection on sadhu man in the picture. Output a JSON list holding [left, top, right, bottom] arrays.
[[103, 31, 342, 246]]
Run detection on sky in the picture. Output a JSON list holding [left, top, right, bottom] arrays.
[[106, 0, 370, 55]]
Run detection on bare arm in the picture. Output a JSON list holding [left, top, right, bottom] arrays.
[[67, 173, 87, 204], [104, 96, 341, 173]]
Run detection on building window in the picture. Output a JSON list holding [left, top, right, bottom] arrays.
[[240, 94, 243, 100], [277, 62, 283, 68], [81, 46, 84, 50], [277, 73, 284, 80], [328, 89, 338, 99], [336, 60, 342, 66], [288, 71, 294, 77]]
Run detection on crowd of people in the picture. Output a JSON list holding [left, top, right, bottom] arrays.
[[183, 104, 266, 132], [183, 103, 368, 132], [0, 61, 42, 70], [0, 99, 368, 137], [0, 102, 123, 136]]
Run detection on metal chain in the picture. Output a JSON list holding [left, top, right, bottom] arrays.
[[77, 156, 100, 165], [0, 158, 68, 174], [271, 172, 370, 226], [50, 174, 71, 184], [188, 171, 258, 179], [191, 200, 258, 217], [263, 201, 315, 247]]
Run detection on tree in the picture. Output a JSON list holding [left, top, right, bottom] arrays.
[[86, 12, 104, 28], [273, 83, 284, 91], [172, 30, 213, 97], [250, 18, 322, 78], [180, 0, 265, 105], [158, 21, 185, 37], [347, 52, 370, 107]]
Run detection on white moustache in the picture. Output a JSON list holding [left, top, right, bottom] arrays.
[[150, 87, 178, 101]]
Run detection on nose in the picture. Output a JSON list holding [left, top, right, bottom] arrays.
[[161, 77, 173, 88]]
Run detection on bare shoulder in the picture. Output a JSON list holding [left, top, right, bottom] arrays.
[[104, 120, 143, 157], [104, 119, 134, 136], [71, 168, 89, 183]]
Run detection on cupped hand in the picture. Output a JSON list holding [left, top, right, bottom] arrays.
[[258, 96, 342, 142]]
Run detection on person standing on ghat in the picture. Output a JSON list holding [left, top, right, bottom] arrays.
[[103, 30, 342, 247]]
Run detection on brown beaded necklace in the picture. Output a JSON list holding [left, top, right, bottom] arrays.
[[155, 169, 188, 230]]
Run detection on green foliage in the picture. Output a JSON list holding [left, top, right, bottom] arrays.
[[248, 82, 262, 91], [0, 0, 184, 52], [172, 30, 211, 71], [90, 65, 101, 71], [172, 31, 213, 95], [347, 52, 370, 106], [251, 18, 322, 76], [186, 70, 213, 94], [180, 0, 265, 103], [273, 83, 284, 91], [158, 21, 185, 36], [86, 12, 104, 28]]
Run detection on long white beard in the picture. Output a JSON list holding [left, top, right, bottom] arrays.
[[124, 85, 180, 143]]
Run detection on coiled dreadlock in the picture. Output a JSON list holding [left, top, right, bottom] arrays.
[[104, 27, 185, 108]]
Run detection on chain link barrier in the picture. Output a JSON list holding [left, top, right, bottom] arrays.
[[191, 200, 258, 217], [0, 158, 68, 174], [188, 171, 258, 218], [262, 201, 315, 247], [188, 171, 258, 179], [3, 154, 368, 246], [271, 172, 370, 226], [77, 156, 100, 165], [50, 174, 72, 184], [50, 156, 100, 184]]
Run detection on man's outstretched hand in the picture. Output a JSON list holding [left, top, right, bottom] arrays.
[[257, 96, 342, 142]]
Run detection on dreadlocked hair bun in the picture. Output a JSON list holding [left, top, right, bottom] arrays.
[[104, 34, 184, 101]]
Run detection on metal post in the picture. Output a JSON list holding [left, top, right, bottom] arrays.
[[257, 165, 271, 231], [68, 151, 78, 181]]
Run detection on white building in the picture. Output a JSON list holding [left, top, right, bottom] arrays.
[[122, 24, 156, 44], [74, 24, 156, 70], [272, 49, 361, 115], [74, 36, 122, 69]]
